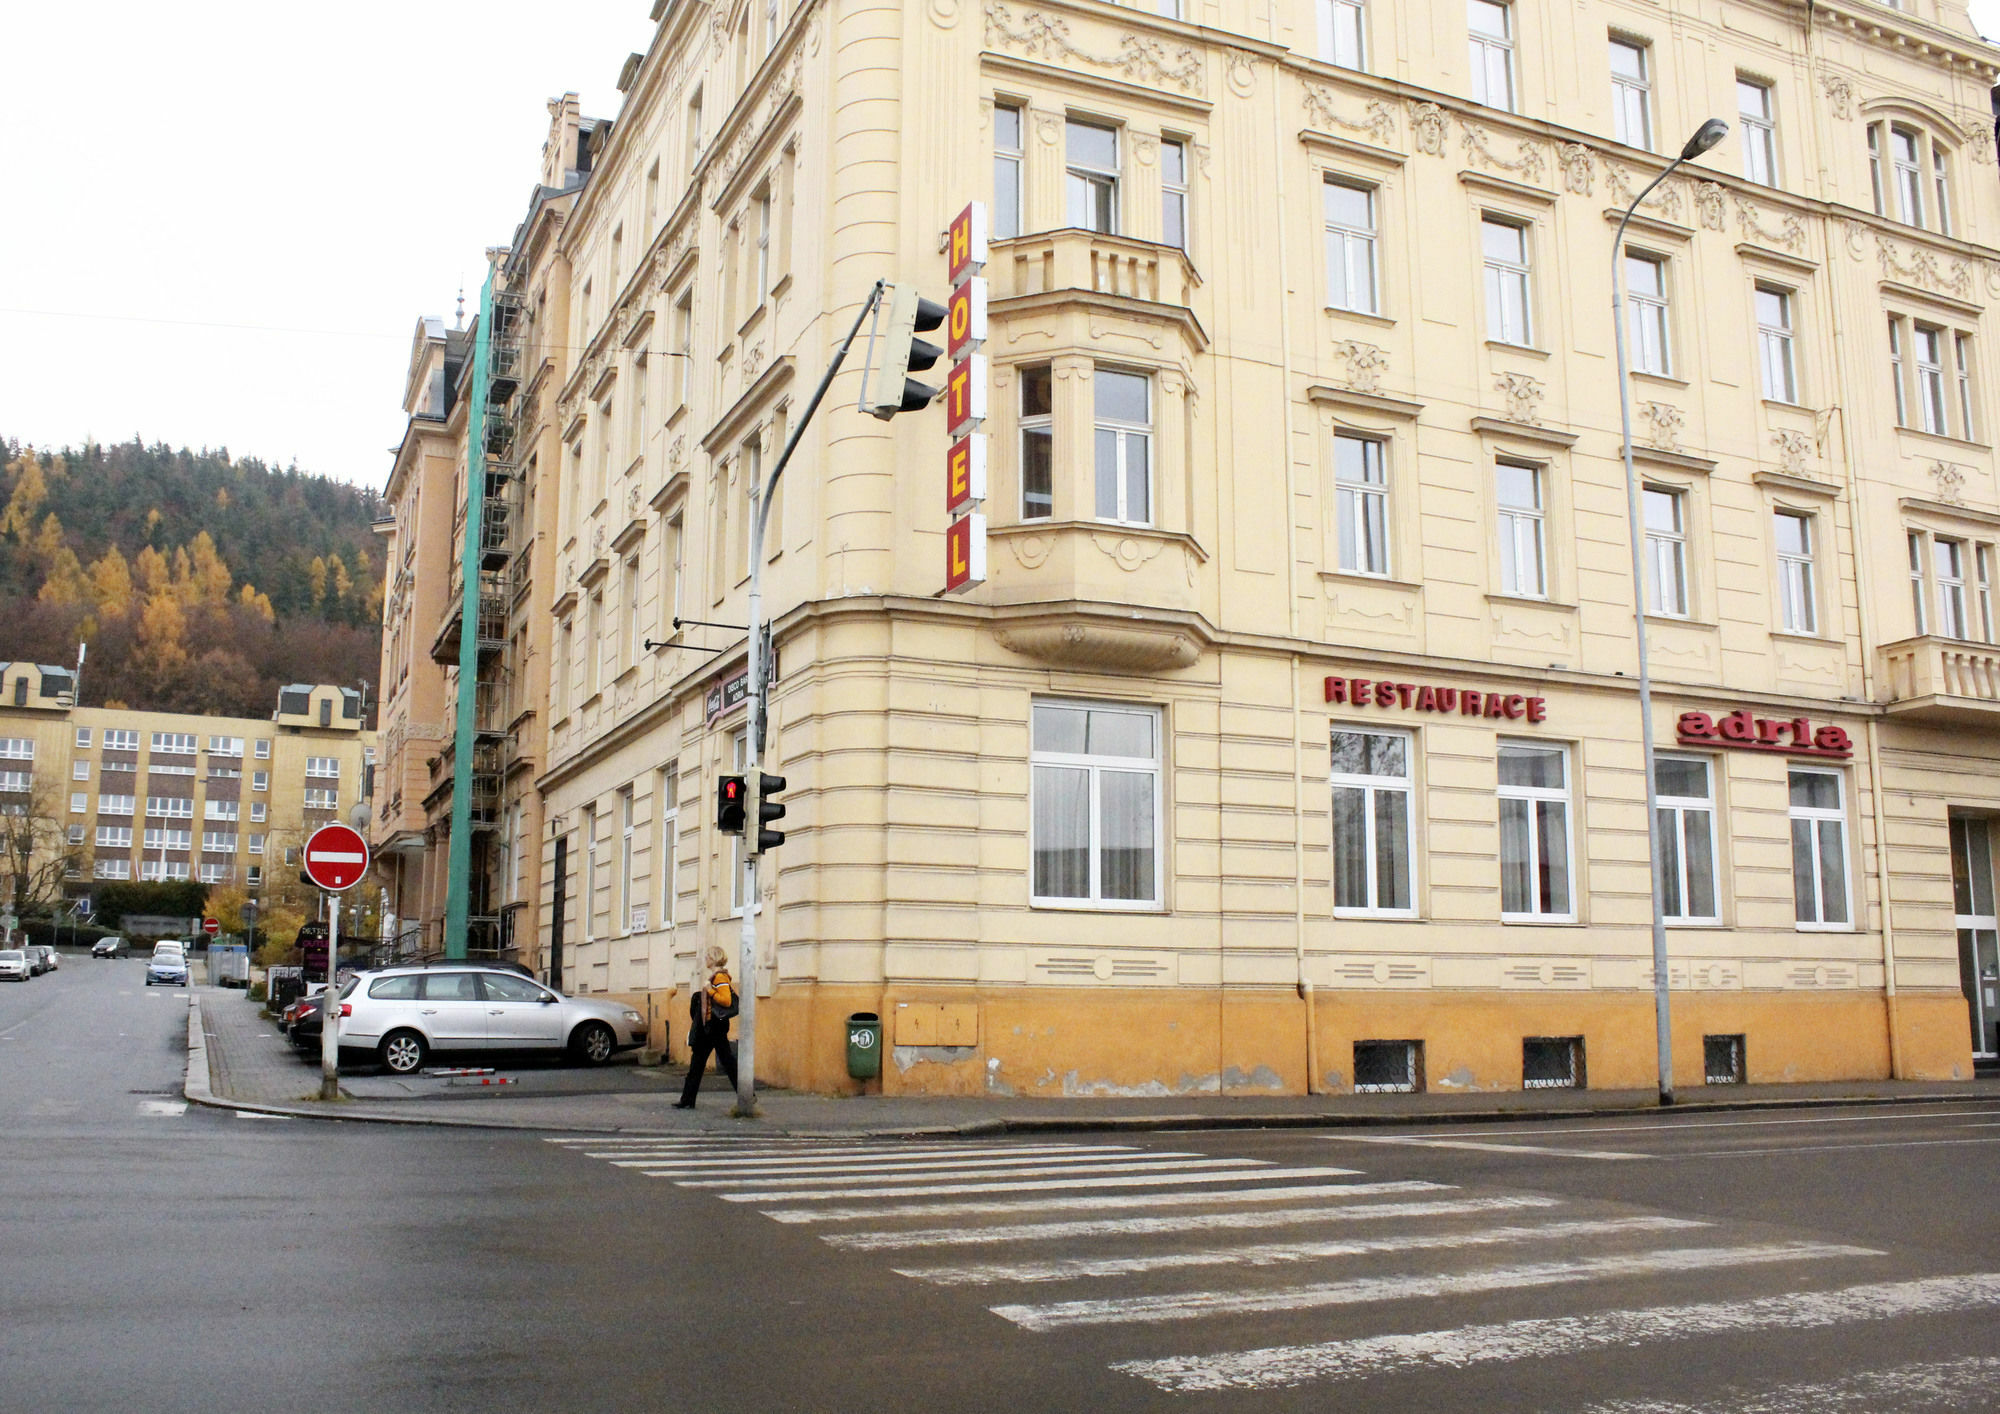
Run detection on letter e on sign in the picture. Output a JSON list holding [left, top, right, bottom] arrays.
[[947, 434, 987, 516]]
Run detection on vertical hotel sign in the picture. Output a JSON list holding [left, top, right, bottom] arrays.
[[944, 202, 989, 593]]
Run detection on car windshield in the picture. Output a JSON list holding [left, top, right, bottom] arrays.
[[0, 951, 22, 961]]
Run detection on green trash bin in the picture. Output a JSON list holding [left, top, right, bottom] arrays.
[[846, 1012, 882, 1080]]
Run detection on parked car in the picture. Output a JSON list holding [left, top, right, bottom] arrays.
[[152, 940, 186, 959], [91, 936, 122, 959], [0, 949, 28, 982], [285, 992, 325, 1051], [35, 944, 57, 973], [336, 965, 647, 1074], [145, 953, 190, 987], [22, 945, 49, 976]]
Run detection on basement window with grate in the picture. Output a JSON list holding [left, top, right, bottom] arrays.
[[1704, 1034, 1745, 1085], [1523, 1035, 1584, 1089], [1352, 1040, 1423, 1094]]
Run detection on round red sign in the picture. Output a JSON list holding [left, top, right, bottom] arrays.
[[303, 823, 370, 893], [202, 917, 220, 936]]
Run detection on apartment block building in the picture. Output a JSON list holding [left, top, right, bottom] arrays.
[[0, 666, 372, 899], [397, 0, 2000, 1095]]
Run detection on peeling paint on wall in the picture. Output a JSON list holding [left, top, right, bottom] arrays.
[[892, 1043, 977, 1073], [984, 1056, 1016, 1096], [1437, 1065, 1480, 1089]]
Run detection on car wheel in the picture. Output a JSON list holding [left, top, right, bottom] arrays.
[[571, 1021, 616, 1066], [379, 1030, 427, 1075]]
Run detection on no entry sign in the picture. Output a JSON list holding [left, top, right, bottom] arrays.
[[202, 918, 220, 936], [303, 823, 370, 893]]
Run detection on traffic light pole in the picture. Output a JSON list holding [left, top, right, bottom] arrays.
[[731, 280, 887, 1118]]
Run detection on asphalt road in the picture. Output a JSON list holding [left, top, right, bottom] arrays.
[[4, 960, 1998, 1413]]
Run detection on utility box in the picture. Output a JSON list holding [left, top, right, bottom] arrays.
[[846, 1012, 882, 1080], [207, 943, 250, 989]]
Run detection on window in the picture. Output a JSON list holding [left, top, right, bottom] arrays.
[[752, 187, 772, 304], [95, 826, 131, 848], [1654, 756, 1718, 924], [1934, 148, 1953, 235], [1093, 370, 1151, 524], [1916, 325, 1948, 435], [305, 788, 338, 811], [554, 618, 572, 719], [1496, 461, 1547, 598], [0, 769, 29, 795], [1624, 253, 1670, 376], [95, 860, 130, 880], [994, 103, 1024, 239], [1020, 365, 1053, 519], [1870, 122, 1952, 232], [1065, 120, 1119, 233], [672, 291, 695, 407], [141, 861, 190, 882], [1609, 38, 1651, 150], [1334, 433, 1390, 576], [146, 797, 192, 819], [1980, 546, 1996, 641], [655, 764, 679, 929], [202, 831, 237, 854], [247, 865, 262, 886], [1643, 486, 1689, 617], [1523, 1036, 1584, 1089], [208, 767, 239, 780], [1889, 319, 1908, 426], [665, 512, 686, 633], [1319, 0, 1365, 69], [107, 730, 139, 752], [1498, 743, 1573, 920], [66, 822, 84, 847], [1956, 333, 1978, 440], [206, 800, 240, 822], [587, 591, 604, 695], [1738, 79, 1777, 185], [583, 807, 598, 942], [254, 739, 270, 760], [0, 738, 33, 760], [619, 788, 636, 934], [150, 732, 195, 755], [248, 834, 265, 855], [143, 828, 192, 851], [74, 727, 91, 749], [73, 761, 89, 781], [687, 88, 704, 172], [147, 762, 195, 777], [1775, 511, 1817, 634], [1323, 180, 1379, 315], [207, 736, 243, 757], [1030, 701, 1162, 908], [305, 757, 340, 778], [1161, 139, 1188, 251], [1789, 768, 1850, 928], [200, 861, 231, 883], [71, 791, 88, 815], [98, 795, 134, 816], [1330, 729, 1413, 915], [1756, 287, 1797, 402], [764, 0, 779, 51], [1482, 217, 1531, 345], [1936, 537, 1969, 639], [1468, 0, 1515, 112], [252, 771, 268, 792]]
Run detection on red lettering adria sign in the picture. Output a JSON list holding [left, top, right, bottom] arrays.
[[1325, 675, 1547, 722], [1676, 709, 1852, 758]]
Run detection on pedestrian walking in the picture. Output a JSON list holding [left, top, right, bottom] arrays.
[[676, 945, 739, 1109]]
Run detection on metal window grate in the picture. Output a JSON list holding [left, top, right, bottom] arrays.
[[1523, 1035, 1584, 1089], [1353, 1040, 1423, 1093], [1704, 1034, 1745, 1085]]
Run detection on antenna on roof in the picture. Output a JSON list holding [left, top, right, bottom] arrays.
[[455, 287, 466, 329]]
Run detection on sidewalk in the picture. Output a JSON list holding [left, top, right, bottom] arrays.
[[184, 987, 1994, 1138]]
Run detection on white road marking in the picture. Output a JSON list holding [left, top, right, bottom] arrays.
[[719, 1165, 1362, 1204], [1384, 1107, 2000, 1141], [1682, 1136, 2000, 1158], [578, 1141, 1113, 1158], [606, 1146, 1148, 1171], [235, 1111, 293, 1121], [640, 1152, 1221, 1179], [677, 1158, 1263, 1189], [138, 1099, 187, 1116], [823, 1193, 1553, 1250], [1576, 1355, 2000, 1413], [899, 1215, 1708, 1285], [764, 1179, 1432, 1225], [1332, 1135, 1650, 1160], [995, 1242, 1880, 1332], [1112, 1272, 2000, 1393]]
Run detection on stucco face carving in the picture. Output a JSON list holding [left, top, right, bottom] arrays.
[[1930, 461, 1968, 506], [1494, 372, 1545, 426], [1641, 402, 1683, 452]]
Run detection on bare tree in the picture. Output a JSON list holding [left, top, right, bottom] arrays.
[[0, 774, 84, 920]]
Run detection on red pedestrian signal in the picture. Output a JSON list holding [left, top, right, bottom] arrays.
[[717, 775, 748, 835]]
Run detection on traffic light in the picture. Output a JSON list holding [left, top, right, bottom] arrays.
[[716, 774, 747, 835], [752, 772, 787, 854], [867, 283, 946, 419]]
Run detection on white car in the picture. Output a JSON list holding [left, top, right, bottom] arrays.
[[0, 949, 28, 982], [335, 965, 648, 1074]]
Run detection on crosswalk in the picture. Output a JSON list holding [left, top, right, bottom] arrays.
[[546, 1132, 2000, 1401]]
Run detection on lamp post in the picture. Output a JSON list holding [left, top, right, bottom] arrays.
[[1613, 118, 1729, 1108]]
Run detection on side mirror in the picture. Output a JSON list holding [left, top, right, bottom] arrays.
[[539, 993, 557, 1004]]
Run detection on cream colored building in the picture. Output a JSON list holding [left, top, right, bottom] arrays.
[[0, 667, 372, 903], [422, 0, 2000, 1094]]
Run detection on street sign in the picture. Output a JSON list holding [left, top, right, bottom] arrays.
[[202, 917, 221, 936], [303, 823, 370, 893], [75, 895, 92, 918]]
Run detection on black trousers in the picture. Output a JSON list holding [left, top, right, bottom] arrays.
[[680, 1026, 738, 1105]]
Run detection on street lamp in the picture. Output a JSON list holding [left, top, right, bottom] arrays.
[[1613, 117, 1728, 1108]]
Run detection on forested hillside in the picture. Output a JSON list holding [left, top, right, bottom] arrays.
[[0, 439, 383, 720]]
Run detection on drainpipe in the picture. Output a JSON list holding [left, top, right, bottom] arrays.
[[1293, 653, 1318, 1094]]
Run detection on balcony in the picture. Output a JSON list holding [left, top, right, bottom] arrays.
[[1878, 635, 2000, 724], [989, 229, 1199, 311]]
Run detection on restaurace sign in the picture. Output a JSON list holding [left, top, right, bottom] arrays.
[[1325, 675, 1549, 722]]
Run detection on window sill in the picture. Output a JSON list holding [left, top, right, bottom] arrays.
[[1486, 592, 1577, 613], [1645, 612, 1717, 631], [1485, 340, 1550, 360], [1665, 919, 1728, 929], [1321, 570, 1423, 592], [1627, 370, 1690, 391], [1896, 425, 1990, 453], [1793, 923, 1857, 934], [1760, 397, 1811, 415], [1769, 628, 1832, 646], [1331, 909, 1421, 922], [1324, 306, 1394, 329], [1028, 901, 1169, 914], [736, 304, 767, 341], [1500, 915, 1582, 926]]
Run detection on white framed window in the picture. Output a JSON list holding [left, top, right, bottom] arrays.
[[304, 788, 338, 811], [1757, 286, 1797, 403], [254, 739, 270, 760], [1980, 546, 1996, 642], [1889, 318, 1909, 426], [1330, 729, 1414, 916], [1323, 180, 1379, 315], [1654, 756, 1719, 925], [1155, 0, 1181, 15], [1482, 217, 1532, 345], [1318, 0, 1365, 70], [1498, 742, 1573, 921], [1065, 119, 1119, 233], [106, 730, 139, 752], [1955, 333, 1978, 440], [143, 828, 192, 851], [1775, 510, 1817, 635], [150, 732, 196, 755], [95, 860, 130, 881], [247, 865, 263, 886], [250, 803, 267, 823], [1496, 460, 1547, 598], [98, 794, 133, 816], [147, 763, 195, 778], [207, 767, 239, 780], [205, 800, 240, 822], [1738, 78, 1777, 185], [248, 834, 265, 856], [146, 797, 193, 819], [752, 186, 772, 303], [0, 769, 29, 794], [141, 861, 190, 883], [0, 738, 33, 760], [1019, 364, 1054, 520], [1609, 38, 1652, 150], [1624, 252, 1670, 375], [672, 291, 695, 407], [71, 791, 88, 815], [1936, 536, 1970, 639], [655, 764, 679, 929], [74, 727, 91, 749], [206, 736, 243, 757], [994, 102, 1024, 239], [305, 757, 339, 779], [202, 831, 237, 853], [1916, 324, 1948, 435], [1789, 767, 1851, 929], [582, 806, 598, 942], [1468, 0, 1516, 112], [1871, 122, 1953, 232], [624, 552, 643, 668], [67, 823, 85, 847], [1030, 700, 1162, 909], [95, 826, 131, 848], [619, 787, 636, 934], [73, 761, 89, 781], [199, 863, 230, 885], [1643, 485, 1689, 617], [1161, 139, 1188, 251], [1093, 369, 1151, 525], [1334, 433, 1390, 576], [1934, 147, 1954, 235], [252, 771, 268, 792]]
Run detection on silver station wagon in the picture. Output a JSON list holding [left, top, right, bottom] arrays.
[[334, 965, 647, 1075]]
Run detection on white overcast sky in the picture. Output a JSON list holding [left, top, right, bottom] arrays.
[[0, 1, 654, 490], [4, 1, 1998, 489]]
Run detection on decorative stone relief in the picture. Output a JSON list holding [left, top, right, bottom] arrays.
[[1034, 112, 1061, 146], [983, 4, 1206, 95], [1819, 73, 1855, 121], [1557, 143, 1594, 196], [1987, 260, 2000, 300], [1604, 165, 1683, 221], [1930, 461, 1968, 506], [591, 524, 606, 558], [1461, 120, 1546, 183], [926, 0, 961, 28], [1332, 340, 1388, 394], [1813, 407, 1836, 457], [1009, 535, 1052, 569], [742, 341, 766, 379], [1494, 371, 1545, 425], [1225, 50, 1255, 97], [1843, 220, 1869, 261], [667, 434, 686, 471], [1093, 533, 1166, 572], [1694, 182, 1727, 232], [1734, 196, 1806, 253], [1408, 101, 1449, 157], [1773, 429, 1814, 475], [1640, 402, 1683, 452], [1302, 87, 1396, 146], [1326, 591, 1414, 628], [1876, 235, 1975, 300], [628, 483, 643, 514], [1491, 607, 1571, 646], [1969, 120, 1996, 166], [1091, 316, 1163, 350]]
